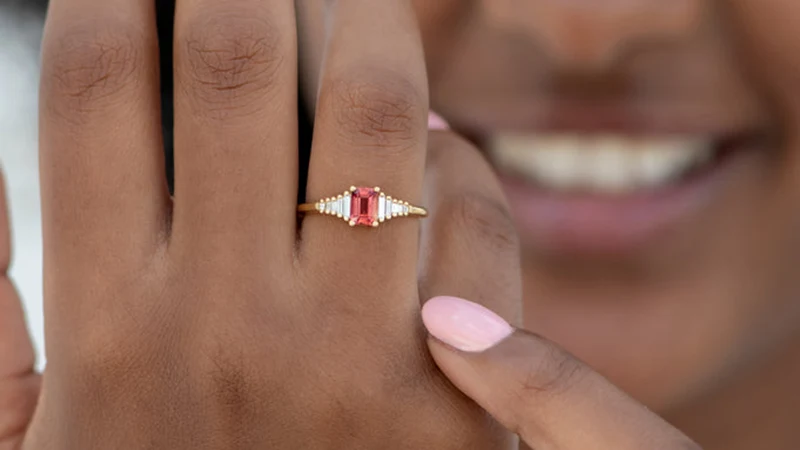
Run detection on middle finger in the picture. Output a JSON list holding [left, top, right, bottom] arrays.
[[172, 0, 298, 261]]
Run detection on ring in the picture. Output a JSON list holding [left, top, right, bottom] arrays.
[[298, 186, 427, 227]]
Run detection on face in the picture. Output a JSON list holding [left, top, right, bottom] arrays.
[[296, 1, 800, 412]]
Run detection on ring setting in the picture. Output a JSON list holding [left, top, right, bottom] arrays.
[[298, 186, 427, 227]]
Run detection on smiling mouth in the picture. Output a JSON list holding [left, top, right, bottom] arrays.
[[490, 132, 759, 194], [486, 127, 771, 255]]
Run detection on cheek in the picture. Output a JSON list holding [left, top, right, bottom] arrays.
[[727, 0, 800, 119]]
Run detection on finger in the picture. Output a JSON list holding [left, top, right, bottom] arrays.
[[0, 283, 40, 450], [301, 0, 428, 283], [40, 0, 169, 266], [422, 297, 700, 449], [172, 0, 298, 259], [416, 125, 521, 449], [418, 128, 522, 324], [0, 173, 40, 447]]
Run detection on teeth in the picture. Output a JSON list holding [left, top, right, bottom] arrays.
[[529, 137, 582, 189], [491, 133, 714, 194], [589, 137, 632, 193]]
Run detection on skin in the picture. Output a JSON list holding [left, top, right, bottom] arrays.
[[297, 0, 800, 447], [0, 0, 699, 448], [0, 0, 798, 448]]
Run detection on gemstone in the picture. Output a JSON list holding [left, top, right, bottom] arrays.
[[350, 187, 379, 226], [343, 193, 351, 219], [378, 195, 386, 221]]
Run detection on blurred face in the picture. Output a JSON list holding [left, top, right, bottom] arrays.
[[296, 1, 800, 412]]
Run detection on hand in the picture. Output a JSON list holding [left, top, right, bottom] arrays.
[[0, 172, 40, 450], [26, 0, 522, 447], [422, 296, 702, 449]]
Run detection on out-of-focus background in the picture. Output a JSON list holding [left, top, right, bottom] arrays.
[[0, 1, 46, 368]]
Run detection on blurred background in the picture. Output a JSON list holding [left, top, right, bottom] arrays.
[[0, 0, 46, 368]]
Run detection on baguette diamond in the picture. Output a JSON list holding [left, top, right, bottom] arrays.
[[343, 192, 351, 218], [378, 194, 386, 221]]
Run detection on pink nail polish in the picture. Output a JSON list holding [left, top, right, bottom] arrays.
[[422, 296, 514, 352], [428, 111, 450, 130]]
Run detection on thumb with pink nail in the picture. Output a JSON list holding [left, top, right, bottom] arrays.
[[421, 296, 701, 449]]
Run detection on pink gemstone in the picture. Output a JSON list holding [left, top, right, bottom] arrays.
[[350, 187, 378, 226]]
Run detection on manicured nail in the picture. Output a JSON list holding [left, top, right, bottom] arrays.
[[428, 111, 450, 130], [422, 296, 514, 352]]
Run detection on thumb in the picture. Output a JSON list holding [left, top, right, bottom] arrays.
[[421, 296, 700, 450], [0, 171, 40, 448]]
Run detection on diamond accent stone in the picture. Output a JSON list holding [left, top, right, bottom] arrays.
[[343, 192, 351, 219], [378, 194, 386, 221]]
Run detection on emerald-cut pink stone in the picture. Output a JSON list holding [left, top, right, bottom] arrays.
[[350, 187, 378, 226]]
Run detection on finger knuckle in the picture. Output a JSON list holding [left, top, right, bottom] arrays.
[[42, 21, 144, 120], [76, 336, 155, 395], [72, 295, 179, 388], [519, 343, 586, 400], [204, 352, 262, 417], [180, 12, 285, 118], [444, 192, 519, 255], [322, 69, 423, 152], [193, 334, 282, 428]]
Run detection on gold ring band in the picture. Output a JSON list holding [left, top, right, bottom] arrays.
[[298, 186, 427, 228]]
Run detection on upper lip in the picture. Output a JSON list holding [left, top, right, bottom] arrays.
[[457, 98, 769, 140]]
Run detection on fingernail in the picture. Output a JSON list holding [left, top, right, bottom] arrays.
[[422, 296, 514, 352], [428, 111, 450, 130]]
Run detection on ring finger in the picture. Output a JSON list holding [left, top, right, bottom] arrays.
[[300, 0, 429, 296]]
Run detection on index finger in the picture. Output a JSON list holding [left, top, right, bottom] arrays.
[[40, 0, 169, 265]]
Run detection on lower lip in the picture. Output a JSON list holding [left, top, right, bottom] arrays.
[[500, 150, 752, 256]]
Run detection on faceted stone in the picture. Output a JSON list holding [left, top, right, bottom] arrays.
[[378, 195, 386, 221], [350, 187, 379, 226], [343, 193, 351, 219]]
